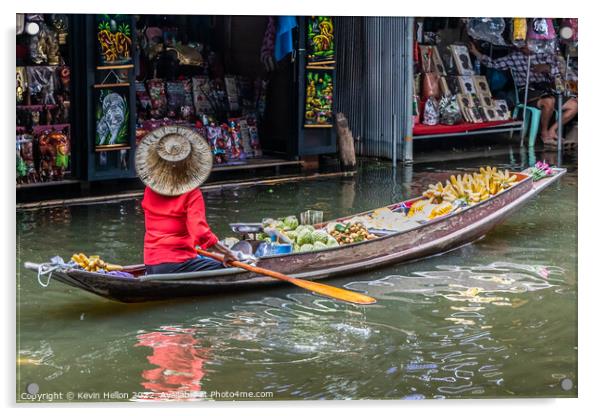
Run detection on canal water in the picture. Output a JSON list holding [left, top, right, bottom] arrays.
[[16, 148, 577, 401]]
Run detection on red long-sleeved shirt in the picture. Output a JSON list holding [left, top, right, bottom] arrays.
[[142, 187, 219, 265]]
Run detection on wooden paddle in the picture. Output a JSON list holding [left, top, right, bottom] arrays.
[[197, 248, 376, 305]]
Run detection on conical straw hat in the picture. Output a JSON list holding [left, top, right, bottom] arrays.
[[135, 126, 213, 196]]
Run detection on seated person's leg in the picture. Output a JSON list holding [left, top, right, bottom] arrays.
[[174, 256, 224, 272], [147, 255, 224, 274], [537, 96, 556, 143], [549, 98, 578, 138]]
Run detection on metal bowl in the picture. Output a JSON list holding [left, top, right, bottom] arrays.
[[229, 223, 263, 234]]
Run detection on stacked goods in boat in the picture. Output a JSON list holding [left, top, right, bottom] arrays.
[[234, 166, 522, 255], [71, 253, 122, 272], [257, 218, 340, 254], [327, 222, 377, 245], [423, 166, 518, 205]]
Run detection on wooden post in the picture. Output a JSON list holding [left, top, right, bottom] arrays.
[[335, 112, 356, 171]]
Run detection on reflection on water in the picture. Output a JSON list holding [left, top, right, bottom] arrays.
[[346, 261, 568, 397], [16, 153, 577, 400], [134, 327, 208, 400], [352, 262, 561, 304]]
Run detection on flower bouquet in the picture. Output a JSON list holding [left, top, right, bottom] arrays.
[[530, 161, 555, 181]]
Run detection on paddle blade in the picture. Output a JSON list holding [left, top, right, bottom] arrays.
[[197, 248, 376, 305], [289, 278, 376, 305]]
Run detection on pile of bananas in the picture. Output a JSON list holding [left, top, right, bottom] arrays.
[[428, 201, 453, 220], [407, 199, 430, 217], [423, 167, 518, 205], [71, 253, 123, 272]]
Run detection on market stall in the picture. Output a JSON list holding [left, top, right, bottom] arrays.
[[412, 18, 518, 140], [410, 17, 578, 148], [16, 14, 73, 186], [16, 14, 340, 195], [130, 15, 336, 170], [131, 15, 266, 168]]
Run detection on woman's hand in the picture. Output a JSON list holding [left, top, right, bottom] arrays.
[[213, 242, 238, 267], [220, 250, 238, 267], [468, 41, 480, 56]]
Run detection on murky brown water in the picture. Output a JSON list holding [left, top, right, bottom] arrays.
[[16, 148, 577, 401]]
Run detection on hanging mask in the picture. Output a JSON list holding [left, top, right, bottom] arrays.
[[527, 18, 557, 54], [527, 18, 556, 40]]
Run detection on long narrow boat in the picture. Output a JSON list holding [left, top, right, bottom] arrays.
[[25, 168, 566, 303]]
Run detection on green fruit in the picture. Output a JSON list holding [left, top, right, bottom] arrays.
[[283, 215, 299, 230], [296, 228, 313, 245], [313, 241, 327, 250], [311, 230, 330, 244], [299, 244, 314, 253]]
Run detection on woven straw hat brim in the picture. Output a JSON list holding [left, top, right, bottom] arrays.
[[135, 126, 213, 196]]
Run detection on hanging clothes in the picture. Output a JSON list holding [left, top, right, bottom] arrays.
[[274, 16, 297, 62], [260, 17, 276, 71]]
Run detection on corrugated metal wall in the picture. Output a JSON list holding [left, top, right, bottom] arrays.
[[334, 17, 413, 161]]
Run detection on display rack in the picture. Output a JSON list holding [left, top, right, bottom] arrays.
[[295, 16, 337, 156], [16, 14, 75, 186]]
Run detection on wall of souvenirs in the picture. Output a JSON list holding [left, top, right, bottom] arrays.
[[304, 16, 335, 128], [413, 17, 578, 129], [16, 15, 342, 186], [132, 16, 266, 166], [415, 40, 512, 127], [16, 14, 71, 185]]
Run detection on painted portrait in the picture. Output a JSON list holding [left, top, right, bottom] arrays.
[[95, 89, 129, 149]]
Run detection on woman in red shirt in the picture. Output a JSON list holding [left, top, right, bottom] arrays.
[[136, 126, 236, 275]]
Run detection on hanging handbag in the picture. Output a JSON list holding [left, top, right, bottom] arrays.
[[421, 47, 440, 98], [422, 72, 441, 98]]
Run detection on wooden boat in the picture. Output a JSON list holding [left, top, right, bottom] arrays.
[[24, 168, 566, 303]]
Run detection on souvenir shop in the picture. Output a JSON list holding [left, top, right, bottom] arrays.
[[16, 14, 337, 188], [16, 14, 72, 185], [411, 17, 578, 140]]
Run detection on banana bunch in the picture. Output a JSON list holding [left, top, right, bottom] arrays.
[[420, 166, 520, 216], [493, 169, 518, 189], [71, 253, 123, 272], [479, 166, 518, 191], [445, 174, 479, 204], [465, 173, 491, 203], [428, 201, 453, 220], [422, 182, 446, 204]]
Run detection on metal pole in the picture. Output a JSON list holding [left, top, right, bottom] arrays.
[[403, 17, 414, 163], [556, 92, 563, 166], [392, 114, 397, 166], [521, 54, 531, 147]]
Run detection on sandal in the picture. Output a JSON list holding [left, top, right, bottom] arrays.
[[543, 140, 557, 150], [542, 137, 558, 146]]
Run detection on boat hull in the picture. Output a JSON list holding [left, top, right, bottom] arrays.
[[29, 169, 566, 303]]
